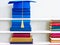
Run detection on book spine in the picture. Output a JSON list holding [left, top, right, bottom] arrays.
[[12, 33, 30, 37], [50, 22, 60, 26], [50, 26, 60, 29], [10, 42, 33, 44], [10, 37, 33, 42]]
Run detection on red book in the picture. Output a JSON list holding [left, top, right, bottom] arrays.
[[50, 44, 60, 45], [50, 33, 60, 38], [50, 20, 60, 22], [12, 33, 31, 37], [50, 22, 60, 26]]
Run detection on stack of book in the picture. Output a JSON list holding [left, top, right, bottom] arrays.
[[50, 20, 60, 43], [10, 20, 31, 31], [50, 33, 60, 43], [50, 20, 60, 31], [10, 33, 33, 44], [10, 1, 30, 18], [8, 0, 33, 44], [8, 1, 31, 31]]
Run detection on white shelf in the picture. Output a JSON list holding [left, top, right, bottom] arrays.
[[0, 31, 60, 33], [35, 42, 60, 44], [1, 42, 60, 45], [0, 18, 30, 20], [0, 18, 60, 20], [31, 18, 60, 20]]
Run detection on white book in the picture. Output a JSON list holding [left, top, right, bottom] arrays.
[[50, 38, 60, 40]]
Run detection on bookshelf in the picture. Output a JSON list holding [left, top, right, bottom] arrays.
[[0, 0, 60, 45]]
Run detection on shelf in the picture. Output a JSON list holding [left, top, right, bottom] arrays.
[[0, 18, 60, 20], [0, 31, 60, 33], [35, 42, 60, 44], [31, 18, 60, 20], [0, 18, 30, 20], [0, 18, 40, 20], [1, 42, 60, 45]]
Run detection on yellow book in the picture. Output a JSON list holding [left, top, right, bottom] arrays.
[[50, 20, 60, 22], [10, 37, 33, 42], [50, 40, 60, 43], [50, 37, 60, 43]]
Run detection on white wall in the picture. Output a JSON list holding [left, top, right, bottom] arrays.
[[0, 0, 60, 19], [0, 0, 59, 45]]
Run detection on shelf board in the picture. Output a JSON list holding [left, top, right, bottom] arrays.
[[35, 42, 60, 44], [1, 42, 60, 45], [0, 31, 60, 33], [31, 18, 60, 20], [0, 18, 30, 20], [0, 18, 60, 20]]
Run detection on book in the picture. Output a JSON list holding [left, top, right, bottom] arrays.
[[50, 40, 60, 43], [12, 33, 30, 37], [10, 42, 33, 44], [50, 33, 60, 35], [12, 8, 30, 12], [50, 20, 60, 22], [50, 33, 60, 38], [50, 44, 60, 45], [50, 22, 60, 26], [50, 29, 60, 31], [10, 37, 33, 42], [50, 37, 60, 43], [50, 26, 60, 29], [10, 27, 31, 31]]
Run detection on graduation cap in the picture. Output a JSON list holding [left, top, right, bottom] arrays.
[[8, 1, 35, 8]]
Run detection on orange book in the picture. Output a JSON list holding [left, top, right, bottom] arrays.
[[50, 37, 60, 43], [50, 40, 60, 43], [10, 37, 33, 42]]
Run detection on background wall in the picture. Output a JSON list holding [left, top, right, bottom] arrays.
[[0, 0, 60, 19], [0, 0, 59, 45]]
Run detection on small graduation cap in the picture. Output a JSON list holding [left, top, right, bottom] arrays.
[[8, 1, 35, 28]]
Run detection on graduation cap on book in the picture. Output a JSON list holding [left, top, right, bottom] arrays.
[[9, 1, 31, 28]]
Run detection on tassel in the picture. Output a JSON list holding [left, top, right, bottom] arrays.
[[21, 1, 24, 28], [21, 20, 24, 28]]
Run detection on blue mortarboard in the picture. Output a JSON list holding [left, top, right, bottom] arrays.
[[8, 1, 34, 8]]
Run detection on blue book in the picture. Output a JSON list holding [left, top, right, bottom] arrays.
[[51, 29, 60, 31], [24, 20, 30, 22], [12, 8, 30, 12], [12, 15, 22, 18], [12, 11, 30, 15], [11, 25, 31, 28], [10, 20, 31, 31], [11, 24, 30, 27], [11, 20, 30, 26], [11, 23, 21, 27], [51, 26, 60, 29], [23, 15, 30, 18], [12, 8, 30, 18], [10, 28, 31, 31], [10, 42, 33, 44], [12, 20, 21, 22], [11, 20, 30, 23]]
